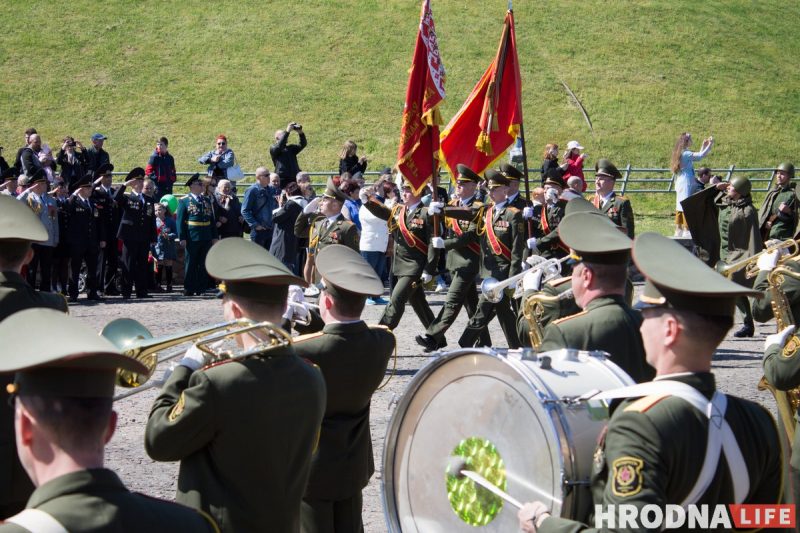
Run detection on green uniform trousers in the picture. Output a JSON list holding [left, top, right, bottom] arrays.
[[301, 492, 363, 533], [184, 240, 212, 294], [378, 276, 434, 330], [425, 271, 491, 346], [458, 293, 521, 349]]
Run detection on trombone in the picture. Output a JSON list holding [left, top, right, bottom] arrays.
[[480, 256, 569, 303], [102, 318, 292, 401], [715, 238, 799, 279]]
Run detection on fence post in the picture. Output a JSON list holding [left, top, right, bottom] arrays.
[[726, 164, 735, 182], [667, 172, 675, 192], [621, 164, 632, 195]]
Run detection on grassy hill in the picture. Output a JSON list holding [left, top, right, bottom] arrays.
[[1, 1, 798, 232]]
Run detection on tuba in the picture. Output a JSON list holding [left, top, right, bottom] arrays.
[[715, 238, 798, 279], [101, 318, 292, 400], [522, 288, 574, 349], [758, 264, 800, 443]]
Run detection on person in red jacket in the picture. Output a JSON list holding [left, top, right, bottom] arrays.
[[145, 137, 176, 201]]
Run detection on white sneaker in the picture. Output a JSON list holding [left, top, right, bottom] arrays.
[[434, 282, 447, 294]]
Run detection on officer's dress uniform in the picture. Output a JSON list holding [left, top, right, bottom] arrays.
[[91, 183, 120, 294], [0, 469, 217, 533], [456, 199, 524, 348], [364, 200, 439, 330], [294, 212, 360, 257], [0, 273, 67, 517], [294, 322, 394, 533], [759, 182, 798, 241], [115, 186, 157, 298], [177, 193, 217, 295], [64, 194, 105, 299], [592, 192, 635, 238], [538, 373, 783, 533], [534, 199, 569, 260]]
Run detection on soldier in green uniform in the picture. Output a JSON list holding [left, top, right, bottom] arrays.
[[363, 179, 440, 330], [519, 233, 783, 532], [415, 164, 490, 352], [590, 159, 635, 238], [537, 212, 654, 383], [759, 162, 798, 241], [145, 238, 326, 532], [294, 178, 360, 256], [532, 173, 569, 261], [0, 308, 217, 532], [452, 170, 524, 348], [293, 245, 395, 533], [0, 195, 68, 518], [177, 173, 218, 296]]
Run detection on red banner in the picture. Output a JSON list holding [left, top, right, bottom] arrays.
[[397, 0, 446, 196], [440, 10, 522, 179]]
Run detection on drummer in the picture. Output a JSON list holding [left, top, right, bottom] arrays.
[[518, 233, 783, 532]]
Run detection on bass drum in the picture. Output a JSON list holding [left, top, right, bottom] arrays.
[[382, 348, 634, 532]]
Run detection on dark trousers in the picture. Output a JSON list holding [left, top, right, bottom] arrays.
[[68, 244, 99, 298], [360, 250, 386, 281], [426, 271, 491, 346], [26, 244, 54, 292], [98, 241, 119, 294], [301, 492, 363, 533], [121, 240, 150, 297], [184, 240, 212, 294], [378, 275, 434, 330], [52, 252, 69, 293], [459, 293, 521, 349], [251, 228, 273, 250]]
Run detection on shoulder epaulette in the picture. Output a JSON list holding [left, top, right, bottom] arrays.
[[617, 195, 629, 201], [201, 358, 239, 371], [549, 276, 571, 288], [369, 324, 392, 331], [292, 331, 325, 344], [552, 309, 588, 325], [624, 394, 670, 413], [507, 206, 520, 212]]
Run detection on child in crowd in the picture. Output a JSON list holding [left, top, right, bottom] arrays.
[[154, 203, 177, 292], [562, 140, 587, 191]]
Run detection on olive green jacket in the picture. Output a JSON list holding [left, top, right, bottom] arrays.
[[516, 277, 579, 348], [293, 321, 394, 501], [539, 295, 654, 383], [294, 213, 359, 254], [593, 192, 635, 238], [441, 196, 483, 274], [145, 344, 326, 533], [364, 201, 439, 277], [535, 199, 568, 259], [478, 202, 525, 279], [0, 271, 68, 515], [717, 194, 763, 286], [759, 182, 798, 240], [539, 373, 783, 533], [0, 469, 217, 532]]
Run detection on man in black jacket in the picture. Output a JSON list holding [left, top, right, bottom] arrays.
[[270, 122, 307, 188], [91, 163, 121, 295], [84, 133, 111, 176], [114, 167, 157, 299], [65, 174, 106, 302]]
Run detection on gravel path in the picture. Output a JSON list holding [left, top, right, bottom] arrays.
[[67, 283, 776, 532]]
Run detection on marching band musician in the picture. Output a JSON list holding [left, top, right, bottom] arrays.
[[536, 211, 654, 383], [519, 233, 783, 532], [177, 173, 218, 296], [451, 169, 524, 349], [759, 162, 798, 241], [145, 238, 326, 532], [362, 178, 440, 331], [293, 245, 394, 533], [415, 164, 490, 352], [0, 196, 68, 518], [529, 171, 570, 267], [294, 178, 360, 256], [591, 159, 635, 238], [0, 309, 218, 532]]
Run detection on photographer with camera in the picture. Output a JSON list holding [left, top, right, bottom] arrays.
[[270, 122, 307, 189]]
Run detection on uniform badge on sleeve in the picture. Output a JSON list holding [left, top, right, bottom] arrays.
[[611, 456, 644, 497], [168, 392, 186, 422]]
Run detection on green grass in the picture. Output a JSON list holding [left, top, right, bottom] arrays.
[[1, 1, 798, 235]]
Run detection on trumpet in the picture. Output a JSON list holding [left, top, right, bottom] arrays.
[[480, 256, 569, 303], [102, 317, 292, 400], [715, 238, 799, 279]]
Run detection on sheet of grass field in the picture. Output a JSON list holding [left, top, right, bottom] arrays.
[[1, 1, 797, 233]]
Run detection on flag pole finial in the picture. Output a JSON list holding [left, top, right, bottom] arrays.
[[508, 1, 513, 12]]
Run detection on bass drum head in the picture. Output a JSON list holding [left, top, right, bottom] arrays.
[[382, 348, 633, 533]]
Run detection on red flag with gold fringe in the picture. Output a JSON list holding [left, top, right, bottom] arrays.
[[440, 10, 522, 179], [396, 0, 446, 195]]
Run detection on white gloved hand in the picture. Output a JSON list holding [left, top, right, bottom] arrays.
[[525, 254, 546, 268], [179, 344, 209, 371], [428, 201, 444, 215], [545, 188, 559, 204], [765, 325, 796, 352], [272, 208, 281, 217], [287, 284, 305, 304], [303, 197, 320, 214], [359, 189, 369, 203], [421, 272, 433, 284], [526, 237, 538, 250], [757, 250, 780, 271], [431, 236, 445, 249], [522, 269, 545, 292], [522, 206, 534, 219]]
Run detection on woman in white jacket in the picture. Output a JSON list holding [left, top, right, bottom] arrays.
[[358, 184, 389, 305]]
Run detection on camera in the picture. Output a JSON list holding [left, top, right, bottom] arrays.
[[292, 123, 302, 131]]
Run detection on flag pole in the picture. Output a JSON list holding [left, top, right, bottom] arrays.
[[431, 134, 440, 237]]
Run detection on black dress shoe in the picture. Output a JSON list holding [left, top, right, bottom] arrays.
[[136, 294, 152, 299], [87, 293, 104, 301], [183, 291, 193, 296], [733, 324, 755, 338], [415, 334, 440, 353], [68, 296, 78, 303]]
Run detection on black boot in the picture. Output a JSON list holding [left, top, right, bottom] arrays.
[[165, 266, 173, 292], [733, 321, 754, 338], [415, 334, 439, 353]]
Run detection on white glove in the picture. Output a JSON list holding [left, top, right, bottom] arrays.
[[421, 272, 433, 284], [765, 325, 796, 352], [526, 237, 538, 250], [757, 250, 780, 272], [303, 197, 320, 214], [522, 269, 545, 292], [525, 254, 546, 268], [545, 188, 559, 203], [272, 208, 281, 217], [522, 206, 534, 219], [359, 189, 369, 203], [179, 344, 209, 371], [287, 284, 305, 304], [431, 236, 445, 249], [428, 201, 444, 215]]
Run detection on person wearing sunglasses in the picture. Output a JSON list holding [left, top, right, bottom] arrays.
[[198, 134, 235, 181]]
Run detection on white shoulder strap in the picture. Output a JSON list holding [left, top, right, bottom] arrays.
[[593, 380, 750, 506], [6, 508, 69, 533]]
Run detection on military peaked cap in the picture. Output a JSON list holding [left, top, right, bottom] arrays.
[[317, 244, 384, 297]]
